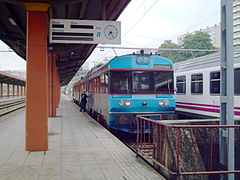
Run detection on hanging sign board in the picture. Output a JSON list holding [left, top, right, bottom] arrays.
[[49, 19, 121, 44]]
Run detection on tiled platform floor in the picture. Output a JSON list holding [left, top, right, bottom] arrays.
[[0, 95, 165, 180]]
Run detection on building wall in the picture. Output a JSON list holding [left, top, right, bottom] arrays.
[[234, 0, 240, 46], [177, 25, 221, 48]]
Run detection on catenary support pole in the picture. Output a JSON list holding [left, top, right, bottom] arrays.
[[220, 0, 235, 179]]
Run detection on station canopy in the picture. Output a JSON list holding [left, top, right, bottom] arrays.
[[0, 0, 130, 85], [0, 71, 25, 86]]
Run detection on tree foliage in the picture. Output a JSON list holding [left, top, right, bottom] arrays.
[[158, 40, 186, 63], [182, 31, 215, 58], [158, 31, 216, 63]]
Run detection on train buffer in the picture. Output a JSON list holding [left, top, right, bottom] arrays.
[[0, 95, 165, 180]]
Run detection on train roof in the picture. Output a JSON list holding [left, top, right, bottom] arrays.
[[84, 53, 172, 80], [73, 53, 173, 86], [174, 47, 240, 72]]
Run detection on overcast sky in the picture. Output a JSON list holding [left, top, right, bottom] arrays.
[[84, 0, 220, 69], [0, 0, 220, 71]]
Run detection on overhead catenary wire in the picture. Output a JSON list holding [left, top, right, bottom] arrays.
[[97, 46, 220, 52], [94, 1, 162, 61], [122, 0, 160, 39], [169, 11, 220, 40]]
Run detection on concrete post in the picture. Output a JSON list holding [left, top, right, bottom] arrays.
[[24, 3, 50, 151]]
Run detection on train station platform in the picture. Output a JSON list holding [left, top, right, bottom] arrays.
[[0, 95, 164, 180]]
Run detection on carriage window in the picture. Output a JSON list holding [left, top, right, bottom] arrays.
[[105, 73, 108, 85], [191, 74, 203, 94], [104, 73, 109, 93], [94, 79, 97, 92], [100, 74, 104, 83], [100, 74, 104, 93], [110, 71, 173, 94], [86, 80, 90, 92], [110, 71, 132, 93], [235, 68, 240, 95], [153, 71, 174, 93], [210, 71, 220, 94], [133, 71, 150, 92], [176, 76, 186, 94]]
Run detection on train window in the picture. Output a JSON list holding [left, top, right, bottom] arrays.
[[110, 71, 132, 93], [176, 76, 186, 94], [153, 71, 174, 93], [100, 74, 104, 83], [100, 74, 104, 93], [210, 71, 220, 94], [235, 68, 240, 95], [104, 73, 109, 93], [109, 71, 174, 94], [94, 79, 97, 92], [105, 73, 109, 84], [133, 71, 150, 92], [191, 74, 203, 94], [86, 80, 90, 92], [97, 77, 101, 92]]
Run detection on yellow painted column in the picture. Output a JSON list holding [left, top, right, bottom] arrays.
[[25, 3, 50, 151]]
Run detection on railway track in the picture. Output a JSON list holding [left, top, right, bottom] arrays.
[[0, 97, 25, 116]]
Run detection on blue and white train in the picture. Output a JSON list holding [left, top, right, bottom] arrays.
[[73, 52, 177, 133]]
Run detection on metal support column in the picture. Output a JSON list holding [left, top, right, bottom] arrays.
[[12, 84, 15, 97], [7, 84, 9, 97], [17, 85, 19, 96], [0, 83, 2, 98], [20, 86, 23, 96], [220, 0, 235, 179]]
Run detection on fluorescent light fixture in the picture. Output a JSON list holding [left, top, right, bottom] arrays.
[[8, 17, 17, 26]]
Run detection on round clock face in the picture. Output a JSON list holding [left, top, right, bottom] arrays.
[[103, 25, 118, 40]]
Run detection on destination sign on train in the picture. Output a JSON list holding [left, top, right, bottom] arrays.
[[49, 19, 121, 44]]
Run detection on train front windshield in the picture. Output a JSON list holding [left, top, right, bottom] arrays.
[[110, 71, 174, 94]]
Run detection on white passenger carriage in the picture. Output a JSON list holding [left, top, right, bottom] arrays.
[[174, 48, 240, 119]]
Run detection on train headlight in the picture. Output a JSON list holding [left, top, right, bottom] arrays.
[[164, 100, 170, 106], [118, 100, 125, 107], [125, 101, 131, 106], [142, 101, 147, 106], [158, 101, 164, 106]]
